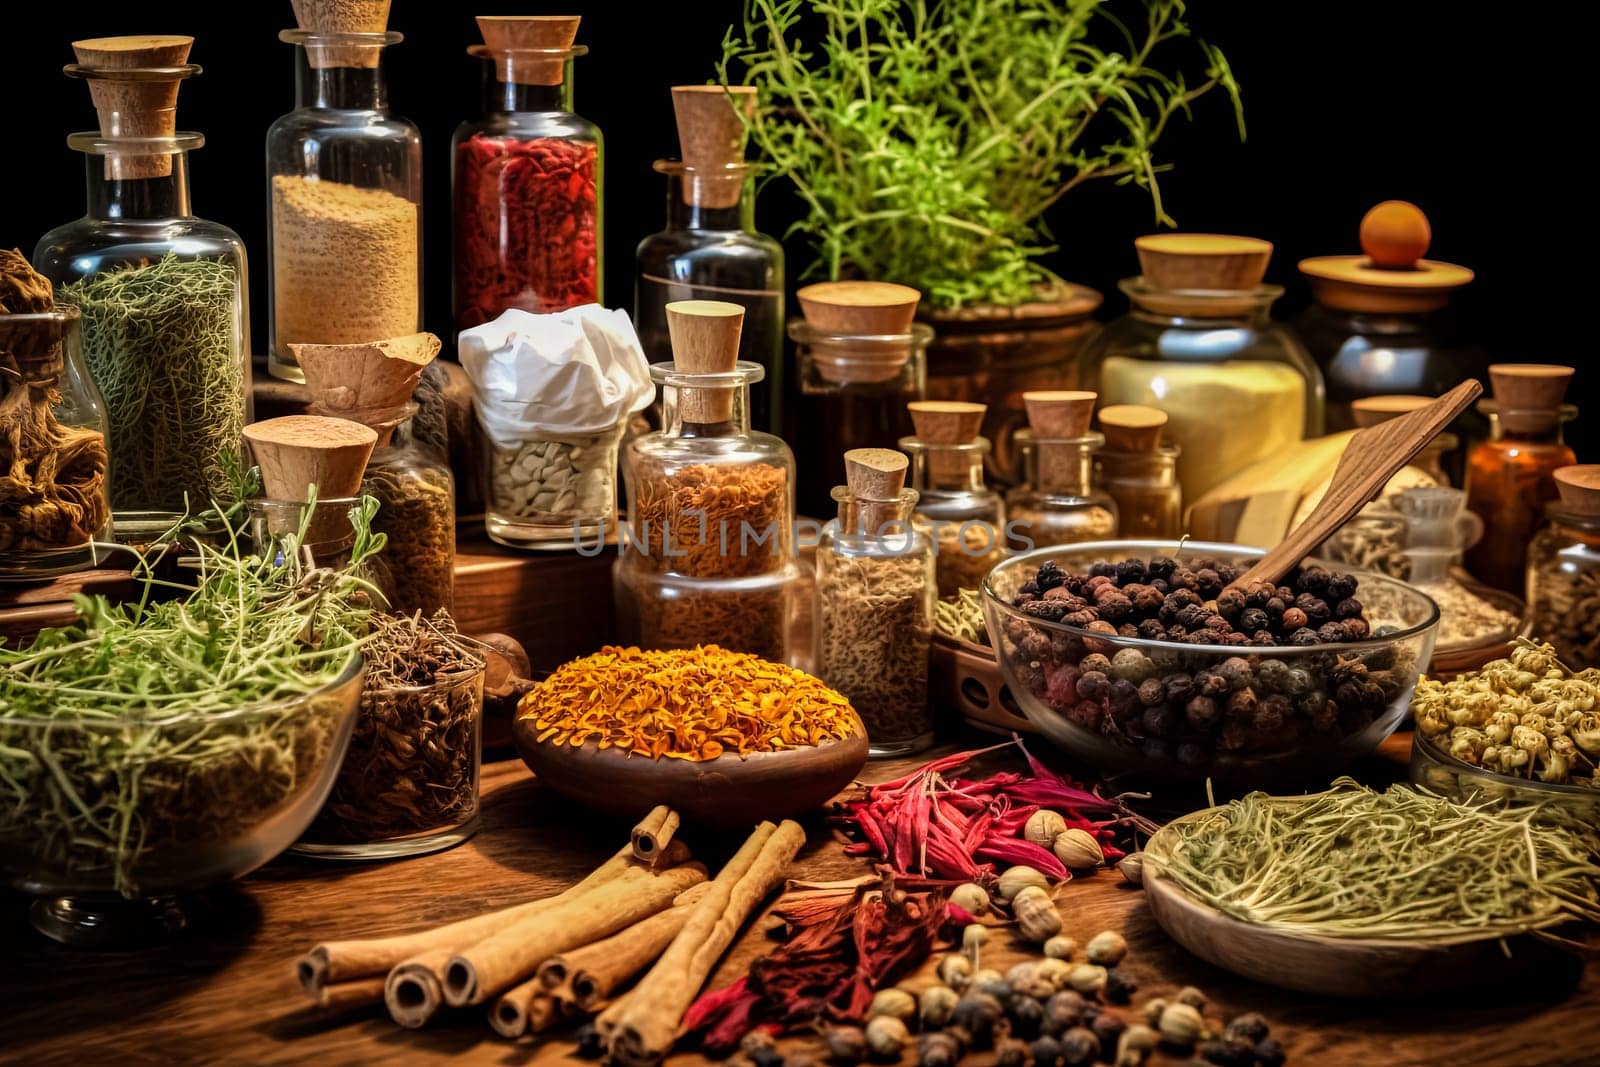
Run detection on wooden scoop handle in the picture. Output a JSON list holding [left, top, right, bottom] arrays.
[[1227, 379, 1483, 591]]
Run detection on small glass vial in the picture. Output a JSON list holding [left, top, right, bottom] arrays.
[[791, 282, 930, 518], [1464, 365, 1577, 594], [1528, 466, 1600, 668], [454, 16, 600, 332], [1094, 404, 1180, 539], [817, 450, 936, 757], [36, 39, 250, 539], [357, 406, 456, 616], [484, 422, 625, 551], [637, 86, 782, 434], [901, 401, 1004, 598], [267, 22, 421, 381], [615, 301, 802, 662], [248, 496, 367, 573], [1006, 392, 1118, 550], [0, 301, 112, 580]]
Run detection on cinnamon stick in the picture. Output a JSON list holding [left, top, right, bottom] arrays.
[[600, 820, 806, 1066], [309, 976, 388, 1014], [488, 988, 571, 1040], [443, 864, 708, 1009], [537, 887, 708, 1005], [301, 842, 636, 994], [632, 805, 681, 867]]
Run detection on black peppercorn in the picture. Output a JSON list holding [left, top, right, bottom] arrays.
[[1115, 559, 1147, 585], [1138, 678, 1166, 707], [995, 1037, 1030, 1067], [1344, 617, 1371, 639], [1107, 678, 1141, 715], [1141, 703, 1176, 738], [1147, 555, 1177, 579], [1235, 607, 1266, 633], [952, 993, 1005, 1048], [1076, 671, 1111, 702], [1223, 1013, 1270, 1044], [1043, 991, 1086, 1034], [1198, 1037, 1256, 1067], [1008, 994, 1045, 1039], [918, 1032, 962, 1067], [1024, 599, 1070, 621], [574, 1021, 606, 1059], [1316, 622, 1349, 643], [1264, 596, 1287, 620], [1102, 968, 1137, 1003], [1164, 672, 1194, 704], [1176, 740, 1211, 767], [1091, 1010, 1126, 1051], [1255, 1036, 1287, 1067], [1031, 1035, 1063, 1067], [1295, 594, 1331, 624], [1215, 587, 1246, 618], [1088, 561, 1117, 579], [1289, 628, 1320, 646], [1195, 568, 1223, 598], [1036, 561, 1067, 591], [1327, 573, 1358, 601], [1198, 670, 1229, 697], [1139, 737, 1171, 762], [1058, 1026, 1099, 1067], [752, 1047, 787, 1067], [1136, 618, 1167, 640]]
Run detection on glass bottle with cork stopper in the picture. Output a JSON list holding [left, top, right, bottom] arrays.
[[35, 35, 251, 541], [294, 332, 455, 616], [791, 281, 931, 518], [1076, 234, 1323, 504], [615, 299, 802, 663], [1528, 465, 1600, 668], [1297, 201, 1484, 449], [1389, 486, 1515, 657], [453, 15, 600, 332], [242, 414, 378, 573], [0, 251, 111, 580], [636, 85, 782, 434], [1006, 391, 1118, 550], [817, 448, 936, 757], [899, 400, 1003, 598], [1094, 404, 1180, 539], [267, 0, 421, 382], [1464, 364, 1577, 594]]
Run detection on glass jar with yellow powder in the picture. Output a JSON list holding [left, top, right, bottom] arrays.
[[1077, 235, 1323, 504]]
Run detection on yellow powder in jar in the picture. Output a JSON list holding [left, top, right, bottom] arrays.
[[1098, 357, 1305, 503], [271, 176, 419, 359]]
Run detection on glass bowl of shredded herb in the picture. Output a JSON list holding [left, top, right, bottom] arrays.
[[0, 499, 381, 943]]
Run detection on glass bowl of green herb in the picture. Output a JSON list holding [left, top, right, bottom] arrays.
[[0, 499, 382, 945], [983, 540, 1439, 785]]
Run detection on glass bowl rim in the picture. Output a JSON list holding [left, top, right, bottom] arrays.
[[982, 538, 1441, 655], [1412, 729, 1600, 801]]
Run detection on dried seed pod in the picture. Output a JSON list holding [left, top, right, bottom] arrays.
[[917, 1031, 962, 1067], [1035, 957, 1073, 990], [919, 985, 959, 1029], [952, 992, 1005, 1048], [869, 987, 917, 1021], [1157, 1003, 1203, 1047], [1024, 809, 1068, 848], [996, 1036, 1031, 1067], [1006, 961, 1056, 999], [865, 1016, 911, 1060], [1116, 853, 1144, 885], [1173, 986, 1208, 1013], [962, 923, 989, 964], [1085, 930, 1128, 966], [1140, 998, 1168, 1029], [938, 953, 974, 991], [1059, 1025, 1100, 1066], [825, 1026, 868, 1064], [1052, 828, 1104, 870], [1042, 935, 1076, 960], [1012, 885, 1063, 942], [998, 865, 1050, 901], [1066, 964, 1106, 997], [1115, 1024, 1158, 1067], [950, 882, 991, 916], [971, 969, 1012, 1000]]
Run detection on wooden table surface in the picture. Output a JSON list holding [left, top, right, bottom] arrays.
[[3, 736, 1595, 1067]]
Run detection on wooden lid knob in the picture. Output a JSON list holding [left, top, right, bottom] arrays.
[[1488, 364, 1574, 434], [666, 300, 743, 424], [294, 332, 440, 443], [1023, 390, 1096, 438], [1135, 234, 1273, 290], [1097, 404, 1167, 452], [71, 36, 194, 181], [907, 400, 986, 444], [476, 15, 579, 86], [1555, 465, 1600, 516], [243, 415, 377, 501], [796, 281, 921, 335], [292, 0, 391, 68], [1360, 201, 1431, 269], [1350, 394, 1431, 428], [673, 85, 756, 210], [844, 448, 908, 500]]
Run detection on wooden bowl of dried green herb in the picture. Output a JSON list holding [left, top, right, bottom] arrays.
[[512, 645, 869, 826], [1140, 778, 1599, 997]]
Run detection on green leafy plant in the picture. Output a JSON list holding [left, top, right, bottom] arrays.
[[720, 0, 1243, 308]]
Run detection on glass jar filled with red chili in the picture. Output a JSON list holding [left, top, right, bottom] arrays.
[[452, 16, 601, 334]]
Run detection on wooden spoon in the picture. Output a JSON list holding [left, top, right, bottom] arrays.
[[1226, 379, 1482, 591]]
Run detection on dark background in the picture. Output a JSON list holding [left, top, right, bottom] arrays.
[[7, 1, 1591, 458]]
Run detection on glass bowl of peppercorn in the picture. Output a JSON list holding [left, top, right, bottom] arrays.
[[982, 541, 1440, 783]]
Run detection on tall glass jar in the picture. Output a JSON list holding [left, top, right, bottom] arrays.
[[614, 361, 802, 662], [0, 304, 112, 579], [352, 406, 455, 617], [1006, 431, 1118, 550], [267, 30, 421, 381], [636, 163, 782, 433], [900, 436, 1005, 598], [1077, 279, 1322, 505], [791, 321, 930, 518], [36, 132, 250, 539], [817, 488, 936, 757], [1465, 402, 1577, 595], [1096, 445, 1181, 539], [453, 35, 600, 332], [1528, 467, 1600, 668]]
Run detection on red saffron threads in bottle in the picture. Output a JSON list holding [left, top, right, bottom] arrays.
[[454, 133, 598, 331]]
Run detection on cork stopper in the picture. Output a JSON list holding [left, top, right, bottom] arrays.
[[673, 85, 756, 210], [1488, 364, 1575, 435], [667, 300, 743, 424], [294, 332, 440, 445], [797, 281, 922, 385], [476, 15, 579, 86], [1555, 466, 1600, 517], [1023, 390, 1096, 438], [1135, 234, 1273, 290], [1350, 394, 1431, 428], [70, 36, 195, 181], [1098, 404, 1167, 453], [292, 0, 392, 68], [243, 415, 377, 501], [908, 401, 986, 445], [845, 448, 909, 499]]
